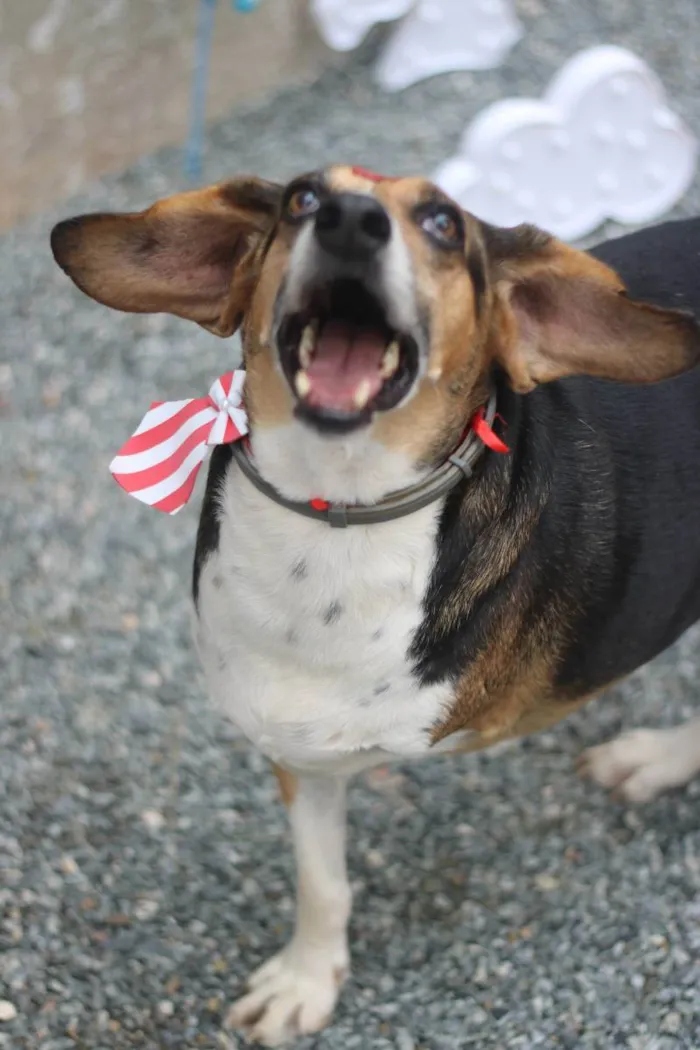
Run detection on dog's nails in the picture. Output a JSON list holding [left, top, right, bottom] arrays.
[[295, 370, 311, 398], [353, 379, 372, 410]]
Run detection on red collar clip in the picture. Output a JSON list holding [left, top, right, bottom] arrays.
[[471, 407, 510, 454]]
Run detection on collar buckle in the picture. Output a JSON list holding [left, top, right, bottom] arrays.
[[447, 451, 475, 481], [327, 503, 349, 528]]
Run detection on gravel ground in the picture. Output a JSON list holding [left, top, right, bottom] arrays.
[[2, 2, 700, 1047]]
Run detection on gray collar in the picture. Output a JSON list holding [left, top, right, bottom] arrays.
[[230, 390, 499, 528]]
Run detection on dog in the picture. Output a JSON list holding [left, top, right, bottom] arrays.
[[51, 166, 700, 1045]]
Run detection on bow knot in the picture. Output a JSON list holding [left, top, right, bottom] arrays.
[[109, 370, 248, 514], [205, 370, 247, 446]]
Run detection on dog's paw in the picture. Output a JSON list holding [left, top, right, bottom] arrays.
[[226, 943, 348, 1046], [578, 724, 700, 803]]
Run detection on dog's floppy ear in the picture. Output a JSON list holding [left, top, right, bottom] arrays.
[[481, 221, 700, 393], [50, 178, 283, 336]]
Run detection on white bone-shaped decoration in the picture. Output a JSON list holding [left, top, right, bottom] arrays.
[[434, 46, 697, 241], [310, 0, 414, 53], [375, 0, 522, 92]]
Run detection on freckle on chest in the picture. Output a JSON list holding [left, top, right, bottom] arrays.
[[290, 558, 308, 580], [322, 601, 344, 626]]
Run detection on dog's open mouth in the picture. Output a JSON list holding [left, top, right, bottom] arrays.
[[277, 278, 419, 432]]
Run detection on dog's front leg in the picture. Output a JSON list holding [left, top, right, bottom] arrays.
[[228, 769, 351, 1046]]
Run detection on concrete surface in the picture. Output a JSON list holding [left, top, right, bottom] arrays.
[[1, 1, 700, 1047]]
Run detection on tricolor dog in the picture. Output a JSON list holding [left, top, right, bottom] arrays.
[[51, 166, 700, 1045]]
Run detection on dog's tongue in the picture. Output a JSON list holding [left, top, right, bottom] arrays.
[[306, 321, 386, 412]]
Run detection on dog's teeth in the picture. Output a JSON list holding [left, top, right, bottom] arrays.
[[295, 370, 311, 398], [381, 339, 400, 379], [353, 379, 372, 410], [299, 324, 316, 368]]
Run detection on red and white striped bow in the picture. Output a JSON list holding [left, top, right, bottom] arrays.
[[109, 370, 248, 514]]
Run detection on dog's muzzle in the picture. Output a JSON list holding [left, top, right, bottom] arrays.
[[276, 192, 422, 434]]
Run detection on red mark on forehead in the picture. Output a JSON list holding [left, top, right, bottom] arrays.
[[351, 166, 397, 183]]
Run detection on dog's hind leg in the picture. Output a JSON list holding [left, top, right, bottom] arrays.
[[228, 770, 351, 1046], [579, 715, 700, 803]]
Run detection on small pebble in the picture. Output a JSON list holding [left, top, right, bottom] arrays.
[[366, 849, 385, 869], [534, 873, 560, 891], [0, 1003, 17, 1023], [660, 1011, 682, 1034], [396, 1028, 415, 1050], [141, 809, 166, 831], [133, 898, 160, 921]]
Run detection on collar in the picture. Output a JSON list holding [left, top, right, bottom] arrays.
[[109, 369, 509, 521], [230, 390, 505, 527]]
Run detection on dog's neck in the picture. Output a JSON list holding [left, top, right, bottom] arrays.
[[250, 419, 428, 506], [246, 378, 502, 508]]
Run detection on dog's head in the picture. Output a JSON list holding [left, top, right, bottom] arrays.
[[52, 166, 700, 468]]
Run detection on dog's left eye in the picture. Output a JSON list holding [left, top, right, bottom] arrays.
[[421, 208, 461, 245], [287, 187, 320, 219]]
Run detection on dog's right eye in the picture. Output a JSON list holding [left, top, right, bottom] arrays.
[[286, 186, 320, 219], [419, 206, 462, 247]]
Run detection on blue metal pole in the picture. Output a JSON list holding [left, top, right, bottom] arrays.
[[185, 0, 218, 183], [185, 0, 261, 181]]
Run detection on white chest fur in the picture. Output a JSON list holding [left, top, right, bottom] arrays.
[[195, 424, 455, 775]]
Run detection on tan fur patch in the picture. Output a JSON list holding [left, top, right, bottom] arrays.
[[242, 234, 299, 430], [438, 692, 592, 756], [272, 763, 298, 807], [431, 604, 580, 748], [370, 203, 492, 462], [325, 166, 386, 195], [437, 673, 634, 755]]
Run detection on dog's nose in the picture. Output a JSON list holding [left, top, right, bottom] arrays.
[[315, 193, 391, 260]]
